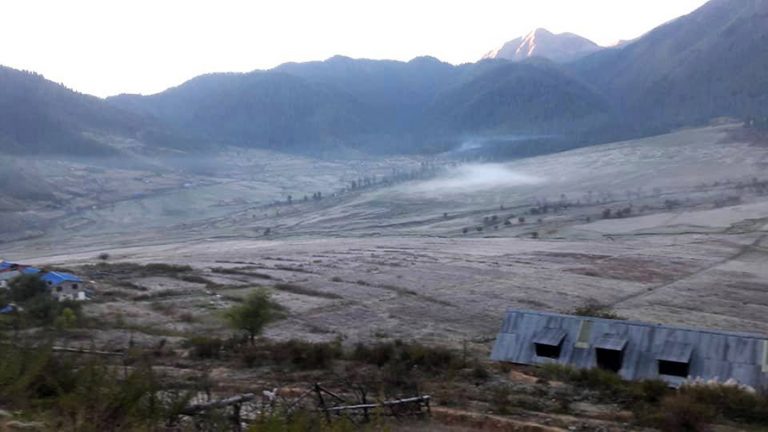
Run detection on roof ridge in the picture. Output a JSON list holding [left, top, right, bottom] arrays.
[[505, 308, 768, 340]]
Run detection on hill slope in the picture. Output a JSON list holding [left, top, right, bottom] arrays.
[[0, 66, 206, 157], [571, 0, 768, 129]]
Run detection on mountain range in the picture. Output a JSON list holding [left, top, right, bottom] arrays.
[[1, 0, 767, 159]]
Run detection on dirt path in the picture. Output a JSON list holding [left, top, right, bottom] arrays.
[[608, 233, 767, 308]]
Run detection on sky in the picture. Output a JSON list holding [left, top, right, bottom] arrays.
[[0, 0, 709, 98]]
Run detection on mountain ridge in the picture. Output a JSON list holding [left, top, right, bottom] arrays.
[[1, 0, 767, 158]]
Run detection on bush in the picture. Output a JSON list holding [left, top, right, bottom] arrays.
[[679, 384, 768, 425], [237, 339, 343, 370], [570, 300, 624, 320], [185, 337, 224, 359], [143, 263, 193, 274], [0, 344, 185, 430], [269, 340, 342, 370], [225, 289, 284, 344], [657, 393, 715, 432], [351, 340, 460, 374], [8, 274, 48, 302]]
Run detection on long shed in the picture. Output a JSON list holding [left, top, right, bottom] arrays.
[[490, 309, 768, 389]]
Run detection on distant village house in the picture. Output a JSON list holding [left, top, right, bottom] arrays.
[[0, 260, 90, 301]]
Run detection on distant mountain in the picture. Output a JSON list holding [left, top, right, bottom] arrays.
[[7, 0, 767, 160], [483, 28, 602, 63], [0, 66, 200, 157], [570, 0, 768, 130], [109, 57, 620, 155], [110, 70, 370, 153]]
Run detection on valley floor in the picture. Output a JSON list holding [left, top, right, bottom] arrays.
[[2, 124, 768, 430]]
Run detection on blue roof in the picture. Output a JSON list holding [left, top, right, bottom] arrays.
[[0, 261, 11, 270], [41, 271, 82, 284], [22, 267, 41, 275]]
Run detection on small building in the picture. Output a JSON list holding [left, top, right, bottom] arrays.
[[490, 309, 768, 389], [41, 271, 89, 301], [1, 260, 89, 301], [0, 261, 41, 288]]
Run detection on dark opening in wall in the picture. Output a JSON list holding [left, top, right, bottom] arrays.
[[658, 360, 689, 377], [596, 348, 623, 372], [535, 341, 562, 359]]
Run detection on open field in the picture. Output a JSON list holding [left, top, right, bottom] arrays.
[[3, 124, 767, 342], [3, 124, 768, 430]]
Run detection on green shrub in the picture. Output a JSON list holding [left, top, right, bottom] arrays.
[[679, 384, 768, 425], [143, 263, 193, 274], [185, 337, 224, 359], [0, 344, 188, 430], [270, 340, 342, 370], [225, 288, 284, 344], [9, 274, 48, 302], [570, 300, 624, 320], [351, 340, 460, 374], [238, 339, 343, 370], [657, 392, 715, 432]]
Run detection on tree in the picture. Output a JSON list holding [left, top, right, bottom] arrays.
[[9, 274, 48, 302], [225, 289, 281, 344]]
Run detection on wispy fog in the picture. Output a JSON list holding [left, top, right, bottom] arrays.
[[405, 163, 544, 195]]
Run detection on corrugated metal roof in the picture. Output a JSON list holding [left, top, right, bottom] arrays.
[[657, 341, 694, 363], [490, 309, 768, 389], [41, 271, 83, 284], [594, 334, 628, 351], [533, 328, 567, 346]]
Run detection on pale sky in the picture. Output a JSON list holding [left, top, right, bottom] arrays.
[[0, 0, 709, 98]]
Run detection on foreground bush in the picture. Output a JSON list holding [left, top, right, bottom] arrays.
[[239, 339, 343, 370], [537, 364, 768, 429], [0, 344, 193, 431]]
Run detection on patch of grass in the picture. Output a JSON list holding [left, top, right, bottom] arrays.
[[569, 300, 625, 320], [143, 263, 193, 274], [241, 339, 343, 370], [118, 281, 148, 291], [177, 274, 214, 285], [351, 340, 461, 374], [210, 267, 274, 279], [133, 289, 182, 301], [273, 265, 313, 274], [272, 283, 342, 299]]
